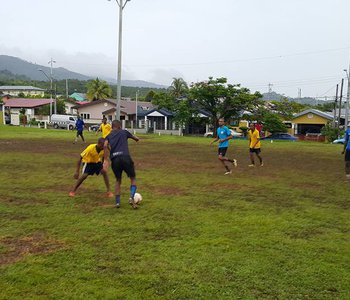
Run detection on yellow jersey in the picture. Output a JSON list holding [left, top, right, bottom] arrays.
[[80, 144, 104, 163], [99, 123, 112, 138], [248, 129, 261, 149]]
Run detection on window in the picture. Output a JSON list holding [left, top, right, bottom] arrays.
[[80, 113, 90, 119]]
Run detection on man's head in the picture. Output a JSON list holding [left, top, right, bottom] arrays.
[[112, 120, 122, 129], [77, 115, 81, 120], [102, 117, 107, 124], [218, 118, 225, 127], [97, 138, 105, 150], [249, 123, 256, 131]]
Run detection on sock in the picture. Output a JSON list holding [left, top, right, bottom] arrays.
[[130, 185, 137, 199], [115, 195, 120, 205]]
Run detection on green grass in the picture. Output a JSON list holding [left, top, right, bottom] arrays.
[[0, 125, 349, 299]]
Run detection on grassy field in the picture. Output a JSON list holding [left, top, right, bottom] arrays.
[[0, 125, 349, 299]]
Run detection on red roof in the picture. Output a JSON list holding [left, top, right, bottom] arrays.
[[3, 98, 52, 108]]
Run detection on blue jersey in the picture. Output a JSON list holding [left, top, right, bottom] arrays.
[[217, 126, 231, 148], [345, 128, 350, 150], [76, 119, 85, 131]]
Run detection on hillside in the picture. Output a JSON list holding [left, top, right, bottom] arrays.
[[0, 55, 166, 88]]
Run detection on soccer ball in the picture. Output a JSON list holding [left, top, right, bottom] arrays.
[[133, 193, 142, 204]]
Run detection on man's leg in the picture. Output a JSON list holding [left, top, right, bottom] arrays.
[[345, 161, 350, 178], [69, 173, 89, 196], [101, 169, 112, 197], [115, 178, 122, 207], [249, 151, 255, 167], [219, 155, 231, 174], [256, 152, 263, 166]]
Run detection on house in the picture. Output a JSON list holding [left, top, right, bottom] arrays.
[[2, 98, 52, 125], [292, 109, 334, 135], [142, 108, 175, 131], [73, 98, 155, 126], [0, 86, 45, 97]]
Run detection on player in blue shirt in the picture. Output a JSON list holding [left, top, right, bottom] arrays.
[[74, 116, 86, 143], [342, 127, 350, 179], [210, 118, 238, 175]]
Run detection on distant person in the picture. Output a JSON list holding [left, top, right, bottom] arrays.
[[74, 116, 86, 143], [103, 120, 140, 209], [96, 117, 112, 138], [247, 123, 263, 167], [342, 127, 350, 179], [210, 118, 238, 175], [255, 121, 263, 136], [69, 138, 113, 197]]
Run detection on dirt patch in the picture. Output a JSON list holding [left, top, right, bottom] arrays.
[[0, 232, 67, 266], [143, 185, 189, 197]]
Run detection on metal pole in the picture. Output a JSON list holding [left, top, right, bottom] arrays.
[[333, 84, 338, 128], [66, 79, 69, 99], [338, 78, 344, 129], [135, 90, 138, 128], [344, 69, 350, 130], [115, 0, 124, 121]]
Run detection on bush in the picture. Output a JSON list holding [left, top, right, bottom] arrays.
[[321, 123, 344, 142]]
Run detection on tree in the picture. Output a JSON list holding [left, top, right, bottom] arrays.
[[168, 77, 188, 98], [189, 77, 262, 133], [86, 78, 112, 101], [263, 112, 287, 133], [272, 98, 307, 120]]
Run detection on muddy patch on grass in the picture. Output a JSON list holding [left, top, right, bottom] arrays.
[[0, 232, 67, 266], [143, 185, 189, 197]]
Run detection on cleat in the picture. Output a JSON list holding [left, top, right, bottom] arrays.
[[129, 197, 138, 209], [224, 170, 232, 175], [260, 162, 264, 167], [232, 159, 237, 167], [346, 174, 350, 179], [69, 191, 75, 197], [115, 203, 120, 208], [248, 164, 255, 167], [106, 192, 113, 198]]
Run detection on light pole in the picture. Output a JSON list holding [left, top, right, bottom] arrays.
[[109, 0, 131, 120], [38, 68, 54, 118], [343, 68, 350, 130], [135, 89, 139, 128]]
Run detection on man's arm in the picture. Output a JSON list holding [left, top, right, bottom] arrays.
[[74, 157, 82, 179], [210, 137, 219, 145], [342, 132, 349, 154], [131, 135, 139, 142]]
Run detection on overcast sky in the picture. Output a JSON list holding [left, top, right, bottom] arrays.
[[1, 0, 350, 98]]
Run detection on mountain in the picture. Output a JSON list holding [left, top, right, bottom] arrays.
[[0, 55, 167, 88], [261, 91, 321, 105]]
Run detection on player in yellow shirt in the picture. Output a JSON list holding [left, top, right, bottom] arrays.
[[96, 117, 112, 138], [247, 123, 263, 167], [69, 138, 113, 197]]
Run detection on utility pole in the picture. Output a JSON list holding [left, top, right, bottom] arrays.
[[66, 79, 69, 99], [109, 0, 131, 120], [135, 90, 139, 128], [333, 84, 338, 128], [344, 67, 350, 130], [48, 58, 56, 115], [298, 88, 302, 103], [338, 78, 344, 128]]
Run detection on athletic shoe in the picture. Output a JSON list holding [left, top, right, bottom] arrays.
[[260, 162, 264, 167], [248, 164, 255, 167], [232, 159, 238, 167], [129, 197, 138, 209], [115, 203, 120, 208], [106, 192, 113, 198], [224, 170, 232, 175], [69, 191, 75, 197], [346, 174, 350, 179]]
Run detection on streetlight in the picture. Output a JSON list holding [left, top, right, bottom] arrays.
[[343, 68, 350, 130], [38, 68, 54, 118], [108, 0, 131, 120]]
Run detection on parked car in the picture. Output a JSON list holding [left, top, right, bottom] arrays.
[[89, 124, 100, 132], [332, 138, 345, 144], [262, 133, 297, 141], [204, 129, 242, 138]]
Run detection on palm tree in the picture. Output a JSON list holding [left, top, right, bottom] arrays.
[[86, 78, 112, 101], [169, 77, 188, 98]]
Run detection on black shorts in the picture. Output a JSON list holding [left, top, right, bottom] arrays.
[[77, 130, 84, 137], [82, 162, 102, 175], [250, 148, 261, 154], [345, 150, 350, 162], [111, 155, 136, 180], [218, 147, 228, 156]]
